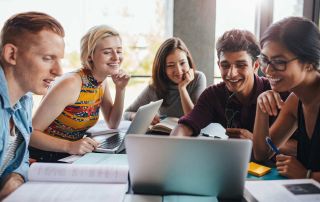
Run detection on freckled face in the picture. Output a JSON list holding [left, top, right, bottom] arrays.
[[15, 30, 65, 95]]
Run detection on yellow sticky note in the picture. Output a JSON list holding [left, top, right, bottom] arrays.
[[248, 162, 271, 177]]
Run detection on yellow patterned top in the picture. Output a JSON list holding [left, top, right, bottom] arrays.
[[45, 68, 104, 141]]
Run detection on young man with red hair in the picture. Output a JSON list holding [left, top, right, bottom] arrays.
[[0, 12, 65, 199]]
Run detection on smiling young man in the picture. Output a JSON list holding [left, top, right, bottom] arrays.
[[171, 29, 276, 139], [0, 12, 65, 199]]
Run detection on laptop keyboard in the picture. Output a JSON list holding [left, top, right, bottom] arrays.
[[98, 133, 124, 149]]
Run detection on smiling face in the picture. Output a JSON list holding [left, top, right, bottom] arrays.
[[14, 30, 65, 95], [261, 41, 307, 92], [165, 49, 190, 84], [91, 36, 123, 77], [219, 51, 258, 97]]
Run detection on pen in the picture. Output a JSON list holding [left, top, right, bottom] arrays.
[[265, 137, 280, 155], [201, 133, 221, 139]]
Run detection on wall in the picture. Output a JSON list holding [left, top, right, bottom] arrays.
[[173, 0, 216, 85]]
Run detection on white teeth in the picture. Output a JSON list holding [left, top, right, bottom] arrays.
[[108, 64, 119, 69], [268, 78, 281, 82], [108, 63, 119, 66]]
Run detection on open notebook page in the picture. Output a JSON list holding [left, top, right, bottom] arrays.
[[28, 163, 128, 183], [4, 183, 127, 202]]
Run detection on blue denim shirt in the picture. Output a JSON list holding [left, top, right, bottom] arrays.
[[0, 67, 33, 181]]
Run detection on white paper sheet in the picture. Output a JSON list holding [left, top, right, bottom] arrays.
[[200, 123, 228, 139], [245, 179, 320, 202], [28, 163, 128, 183], [4, 182, 127, 202]]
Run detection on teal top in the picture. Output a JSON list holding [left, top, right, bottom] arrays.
[[0, 67, 33, 181]]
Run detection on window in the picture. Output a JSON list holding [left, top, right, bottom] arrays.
[[273, 0, 303, 22], [213, 0, 305, 84], [214, 0, 258, 83], [0, 0, 172, 112]]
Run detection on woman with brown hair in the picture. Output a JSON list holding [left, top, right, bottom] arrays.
[[253, 17, 320, 181], [124, 37, 206, 124]]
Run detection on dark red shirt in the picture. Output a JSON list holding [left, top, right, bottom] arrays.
[[179, 75, 273, 135]]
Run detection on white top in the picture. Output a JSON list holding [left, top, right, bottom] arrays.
[[0, 126, 23, 176]]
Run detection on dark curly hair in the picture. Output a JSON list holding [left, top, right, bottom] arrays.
[[216, 29, 260, 62]]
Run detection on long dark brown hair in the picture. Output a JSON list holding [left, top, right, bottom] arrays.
[[151, 37, 196, 105]]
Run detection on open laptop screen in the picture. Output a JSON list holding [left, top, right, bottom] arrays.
[[93, 99, 163, 153], [125, 135, 252, 199]]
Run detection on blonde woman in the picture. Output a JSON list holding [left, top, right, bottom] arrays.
[[29, 25, 130, 162]]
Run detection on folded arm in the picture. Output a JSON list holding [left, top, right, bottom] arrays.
[[170, 123, 193, 137], [253, 91, 298, 161]]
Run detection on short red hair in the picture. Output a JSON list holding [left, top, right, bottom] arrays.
[[0, 11, 65, 49]]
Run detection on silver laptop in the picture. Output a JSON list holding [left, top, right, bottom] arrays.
[[94, 99, 163, 153], [125, 135, 252, 199]]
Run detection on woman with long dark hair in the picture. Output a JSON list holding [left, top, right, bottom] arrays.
[[253, 17, 320, 181], [124, 37, 206, 124]]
